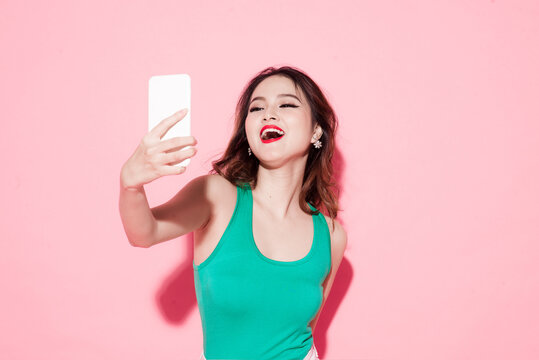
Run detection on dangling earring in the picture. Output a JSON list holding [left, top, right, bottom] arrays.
[[248, 147, 252, 156], [312, 127, 323, 149]]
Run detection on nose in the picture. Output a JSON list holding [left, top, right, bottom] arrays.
[[263, 109, 277, 121]]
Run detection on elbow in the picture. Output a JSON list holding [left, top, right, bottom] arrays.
[[127, 236, 153, 248]]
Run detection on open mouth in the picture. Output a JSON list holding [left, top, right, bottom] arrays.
[[260, 126, 285, 143]]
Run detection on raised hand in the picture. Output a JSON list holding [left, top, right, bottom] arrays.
[[120, 108, 197, 190]]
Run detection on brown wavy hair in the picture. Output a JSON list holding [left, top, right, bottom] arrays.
[[210, 66, 340, 230]]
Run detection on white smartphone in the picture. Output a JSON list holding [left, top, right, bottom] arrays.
[[148, 74, 191, 167]]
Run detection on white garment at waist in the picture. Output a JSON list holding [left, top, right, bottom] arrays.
[[199, 343, 320, 360]]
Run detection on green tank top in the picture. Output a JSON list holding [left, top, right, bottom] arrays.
[[193, 183, 332, 360]]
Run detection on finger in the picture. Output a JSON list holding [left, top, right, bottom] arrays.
[[162, 147, 197, 166], [150, 108, 188, 140], [155, 136, 197, 154], [160, 165, 187, 176]]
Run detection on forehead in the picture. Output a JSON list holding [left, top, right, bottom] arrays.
[[250, 75, 305, 100]]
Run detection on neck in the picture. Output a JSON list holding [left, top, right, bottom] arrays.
[[252, 157, 307, 220]]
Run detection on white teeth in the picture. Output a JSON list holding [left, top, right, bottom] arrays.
[[261, 128, 285, 137]]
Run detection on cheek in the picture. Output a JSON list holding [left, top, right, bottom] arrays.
[[244, 118, 257, 141]]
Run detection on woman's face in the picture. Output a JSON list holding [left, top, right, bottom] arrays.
[[245, 75, 321, 167]]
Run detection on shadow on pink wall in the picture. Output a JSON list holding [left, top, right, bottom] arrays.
[[154, 147, 353, 358], [154, 234, 197, 325], [313, 257, 353, 357]]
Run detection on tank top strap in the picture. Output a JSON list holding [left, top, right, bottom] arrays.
[[310, 203, 332, 275], [218, 182, 253, 248], [234, 182, 252, 220]]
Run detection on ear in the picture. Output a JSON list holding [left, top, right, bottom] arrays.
[[311, 124, 323, 143]]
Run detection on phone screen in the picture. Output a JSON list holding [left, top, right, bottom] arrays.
[[148, 74, 191, 166]]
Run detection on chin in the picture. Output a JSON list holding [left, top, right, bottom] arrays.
[[258, 152, 307, 169]]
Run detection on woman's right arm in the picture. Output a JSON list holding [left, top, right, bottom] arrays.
[[118, 179, 156, 248], [118, 109, 208, 248], [119, 173, 213, 248]]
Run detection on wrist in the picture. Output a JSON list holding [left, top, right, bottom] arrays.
[[120, 167, 143, 192]]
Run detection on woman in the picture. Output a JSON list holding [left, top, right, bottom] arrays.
[[119, 66, 347, 360]]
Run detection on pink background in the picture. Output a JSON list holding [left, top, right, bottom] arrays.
[[1, 1, 538, 359]]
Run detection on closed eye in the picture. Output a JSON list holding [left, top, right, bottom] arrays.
[[249, 104, 298, 112]]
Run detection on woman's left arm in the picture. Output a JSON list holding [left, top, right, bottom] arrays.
[[310, 218, 348, 333]]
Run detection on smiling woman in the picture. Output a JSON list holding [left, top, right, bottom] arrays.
[[212, 66, 340, 222], [119, 65, 347, 360]]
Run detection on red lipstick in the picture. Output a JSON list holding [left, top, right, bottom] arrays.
[[260, 125, 285, 143]]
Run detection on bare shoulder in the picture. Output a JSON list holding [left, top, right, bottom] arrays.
[[202, 173, 237, 219], [178, 173, 236, 220], [323, 215, 348, 259], [205, 173, 236, 200], [186, 173, 235, 198]]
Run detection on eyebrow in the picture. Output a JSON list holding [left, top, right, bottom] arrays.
[[249, 94, 302, 104]]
